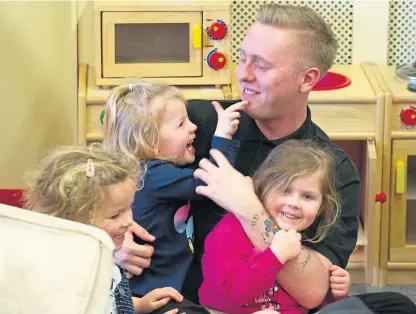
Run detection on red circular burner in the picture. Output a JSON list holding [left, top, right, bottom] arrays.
[[400, 106, 416, 126]]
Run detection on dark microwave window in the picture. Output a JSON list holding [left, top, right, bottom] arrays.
[[115, 23, 190, 64]]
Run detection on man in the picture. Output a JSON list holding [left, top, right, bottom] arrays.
[[116, 4, 416, 313]]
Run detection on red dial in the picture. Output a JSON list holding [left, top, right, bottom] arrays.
[[207, 50, 226, 70], [206, 20, 228, 40], [400, 106, 416, 127]]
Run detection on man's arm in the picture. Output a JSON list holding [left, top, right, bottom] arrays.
[[194, 149, 360, 309], [235, 153, 361, 309], [236, 202, 330, 309]]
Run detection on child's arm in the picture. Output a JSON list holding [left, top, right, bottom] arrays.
[[200, 214, 291, 307], [132, 287, 183, 313], [145, 101, 245, 201]]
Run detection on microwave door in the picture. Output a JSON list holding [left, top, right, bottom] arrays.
[[102, 11, 203, 78]]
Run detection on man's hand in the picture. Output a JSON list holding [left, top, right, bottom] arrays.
[[194, 149, 261, 220], [132, 287, 183, 313], [114, 221, 155, 276]]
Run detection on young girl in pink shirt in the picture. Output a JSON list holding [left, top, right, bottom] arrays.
[[199, 139, 350, 314]]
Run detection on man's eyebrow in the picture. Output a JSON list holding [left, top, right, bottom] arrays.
[[240, 49, 270, 64]]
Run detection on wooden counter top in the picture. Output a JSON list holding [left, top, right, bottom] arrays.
[[378, 65, 416, 103], [86, 66, 230, 104]]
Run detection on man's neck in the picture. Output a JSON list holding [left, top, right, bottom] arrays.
[[255, 109, 307, 141]]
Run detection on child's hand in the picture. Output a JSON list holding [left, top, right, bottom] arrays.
[[329, 265, 350, 299], [270, 229, 302, 263], [213, 100, 247, 139], [133, 287, 184, 313]]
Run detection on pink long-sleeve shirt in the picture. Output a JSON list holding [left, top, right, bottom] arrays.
[[199, 213, 307, 314]]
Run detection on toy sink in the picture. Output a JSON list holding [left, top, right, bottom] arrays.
[[312, 71, 352, 91]]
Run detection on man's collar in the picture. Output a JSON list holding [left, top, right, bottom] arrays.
[[237, 107, 312, 143]]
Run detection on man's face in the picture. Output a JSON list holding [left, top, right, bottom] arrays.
[[236, 23, 305, 121]]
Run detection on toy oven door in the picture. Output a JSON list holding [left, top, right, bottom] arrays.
[[101, 11, 203, 78]]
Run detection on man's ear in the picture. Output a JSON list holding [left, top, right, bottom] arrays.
[[299, 67, 321, 93]]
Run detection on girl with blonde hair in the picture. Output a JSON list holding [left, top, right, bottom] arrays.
[[103, 82, 247, 313], [25, 143, 183, 314], [199, 140, 349, 314]]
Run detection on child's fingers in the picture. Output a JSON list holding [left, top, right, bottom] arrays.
[[231, 120, 240, 127], [163, 309, 179, 314], [330, 268, 347, 277], [330, 275, 347, 284], [211, 101, 224, 115], [225, 101, 247, 113], [329, 264, 340, 271], [330, 283, 347, 290], [152, 297, 171, 309], [230, 112, 241, 120], [158, 287, 184, 302]]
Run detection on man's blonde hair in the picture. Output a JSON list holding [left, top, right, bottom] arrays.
[[253, 139, 340, 243], [256, 4, 338, 75], [103, 83, 186, 162], [24, 143, 139, 227]]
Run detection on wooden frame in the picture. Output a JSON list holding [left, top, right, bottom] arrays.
[[94, 1, 232, 86], [375, 64, 416, 285]]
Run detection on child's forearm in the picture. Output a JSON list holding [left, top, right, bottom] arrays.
[[132, 296, 143, 313]]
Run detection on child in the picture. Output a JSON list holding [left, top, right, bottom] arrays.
[[24, 144, 184, 314], [103, 83, 246, 313], [198, 139, 350, 314]]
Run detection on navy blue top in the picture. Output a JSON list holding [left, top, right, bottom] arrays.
[[129, 136, 240, 296]]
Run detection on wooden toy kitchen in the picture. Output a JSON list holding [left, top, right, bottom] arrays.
[[75, 0, 416, 286]]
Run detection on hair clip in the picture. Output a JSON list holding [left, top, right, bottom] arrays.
[[86, 159, 95, 177]]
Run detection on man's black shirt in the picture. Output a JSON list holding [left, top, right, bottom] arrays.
[[183, 99, 360, 303]]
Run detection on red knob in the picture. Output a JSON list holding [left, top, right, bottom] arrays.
[[207, 50, 226, 70], [400, 106, 416, 127], [206, 20, 228, 40], [375, 192, 387, 204]]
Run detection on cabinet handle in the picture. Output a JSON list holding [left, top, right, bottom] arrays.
[[192, 26, 202, 48], [396, 160, 405, 194]]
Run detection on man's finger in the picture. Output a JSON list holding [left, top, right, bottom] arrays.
[[130, 221, 155, 242], [198, 157, 219, 173], [194, 168, 210, 184], [209, 149, 232, 168], [195, 185, 211, 197]]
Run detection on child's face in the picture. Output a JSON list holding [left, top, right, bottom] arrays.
[[265, 171, 323, 232], [102, 177, 136, 251], [156, 98, 197, 165]]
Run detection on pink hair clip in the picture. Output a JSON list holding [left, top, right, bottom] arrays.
[[86, 159, 95, 177]]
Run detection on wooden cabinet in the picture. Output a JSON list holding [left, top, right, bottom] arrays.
[[389, 140, 416, 262], [376, 65, 416, 285]]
